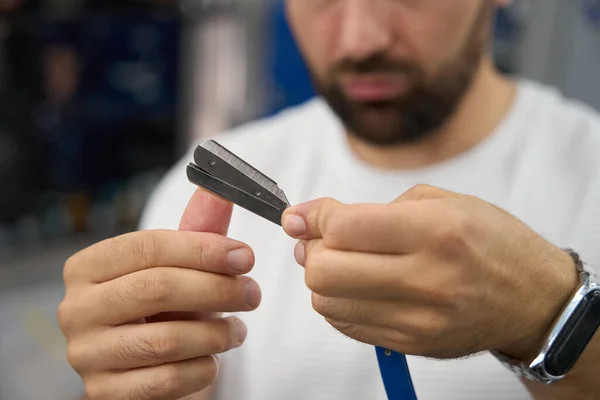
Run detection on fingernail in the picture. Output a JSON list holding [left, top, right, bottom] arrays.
[[227, 248, 253, 272], [294, 241, 306, 266], [245, 281, 262, 308], [232, 318, 248, 344], [283, 214, 306, 238]]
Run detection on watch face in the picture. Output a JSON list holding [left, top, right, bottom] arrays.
[[545, 289, 600, 377]]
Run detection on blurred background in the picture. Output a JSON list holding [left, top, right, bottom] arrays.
[[0, 0, 599, 398]]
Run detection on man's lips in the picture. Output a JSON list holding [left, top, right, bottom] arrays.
[[338, 74, 410, 102]]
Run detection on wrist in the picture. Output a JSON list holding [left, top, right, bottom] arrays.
[[499, 248, 581, 363], [493, 249, 600, 386]]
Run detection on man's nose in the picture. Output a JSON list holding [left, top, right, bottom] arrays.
[[336, 0, 393, 62]]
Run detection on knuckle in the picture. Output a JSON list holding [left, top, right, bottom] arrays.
[[410, 279, 455, 308], [308, 197, 341, 237], [147, 364, 183, 398], [215, 276, 237, 303], [115, 331, 180, 363], [320, 206, 345, 241], [100, 235, 129, 267], [66, 341, 87, 371], [57, 300, 80, 334], [113, 336, 148, 363], [147, 270, 175, 303], [414, 314, 446, 340], [63, 254, 81, 283], [195, 240, 214, 268], [131, 233, 162, 269], [434, 214, 472, 258], [406, 184, 428, 195], [151, 330, 182, 360], [121, 269, 174, 304], [395, 184, 433, 201]]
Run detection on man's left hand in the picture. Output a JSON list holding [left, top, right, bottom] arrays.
[[281, 185, 580, 362]]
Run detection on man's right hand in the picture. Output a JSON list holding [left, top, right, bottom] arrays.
[[58, 189, 261, 400]]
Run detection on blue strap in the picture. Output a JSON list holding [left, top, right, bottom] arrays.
[[376, 347, 418, 400]]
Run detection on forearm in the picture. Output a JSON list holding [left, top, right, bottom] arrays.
[[524, 331, 600, 400]]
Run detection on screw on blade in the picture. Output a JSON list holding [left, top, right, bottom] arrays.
[[200, 140, 290, 206]]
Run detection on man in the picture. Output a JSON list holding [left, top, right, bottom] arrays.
[[57, 0, 600, 399]]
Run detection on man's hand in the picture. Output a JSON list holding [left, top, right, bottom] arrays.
[[281, 184, 579, 362], [58, 189, 261, 400]]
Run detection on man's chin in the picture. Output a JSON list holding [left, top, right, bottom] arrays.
[[344, 107, 408, 146]]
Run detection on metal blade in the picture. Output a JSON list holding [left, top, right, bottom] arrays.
[[187, 164, 286, 225], [199, 140, 290, 207]]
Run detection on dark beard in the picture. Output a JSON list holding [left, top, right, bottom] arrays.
[[311, 4, 490, 147]]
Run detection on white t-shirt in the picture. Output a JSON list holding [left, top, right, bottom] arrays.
[[139, 79, 600, 400]]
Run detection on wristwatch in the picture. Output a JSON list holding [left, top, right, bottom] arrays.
[[492, 249, 600, 384]]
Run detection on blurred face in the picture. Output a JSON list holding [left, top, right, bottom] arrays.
[[286, 0, 506, 146]]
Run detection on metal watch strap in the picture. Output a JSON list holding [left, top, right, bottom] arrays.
[[492, 249, 598, 384]]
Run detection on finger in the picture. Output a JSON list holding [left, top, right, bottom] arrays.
[[394, 184, 459, 202], [325, 320, 422, 357], [72, 318, 246, 371], [87, 268, 261, 326], [282, 198, 342, 240], [303, 245, 449, 304], [311, 293, 442, 337], [65, 230, 254, 284], [87, 356, 219, 400], [328, 320, 469, 359], [180, 187, 233, 234], [156, 188, 236, 324], [288, 201, 438, 253]]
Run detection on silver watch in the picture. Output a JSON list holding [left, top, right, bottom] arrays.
[[492, 249, 600, 385]]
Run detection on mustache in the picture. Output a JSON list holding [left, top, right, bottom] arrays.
[[332, 55, 421, 76]]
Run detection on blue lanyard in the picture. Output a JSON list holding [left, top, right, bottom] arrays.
[[376, 347, 418, 400]]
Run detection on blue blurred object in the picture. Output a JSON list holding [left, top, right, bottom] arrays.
[[263, 0, 315, 116], [376, 347, 418, 400], [40, 15, 179, 122], [583, 0, 600, 26], [34, 14, 180, 195], [494, 6, 521, 42]]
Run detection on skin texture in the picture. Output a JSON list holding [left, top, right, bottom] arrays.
[[59, 189, 254, 400], [281, 186, 600, 399]]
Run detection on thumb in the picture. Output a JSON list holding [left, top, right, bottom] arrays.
[[394, 184, 459, 202], [179, 187, 234, 234]]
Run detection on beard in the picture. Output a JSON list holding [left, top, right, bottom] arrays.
[[310, 5, 491, 146]]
